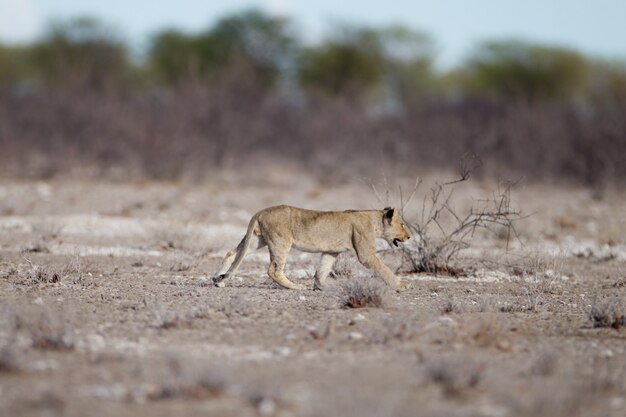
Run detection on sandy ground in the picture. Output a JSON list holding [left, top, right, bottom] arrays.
[[0, 174, 625, 417]]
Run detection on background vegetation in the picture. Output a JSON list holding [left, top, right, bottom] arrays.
[[1, 9, 625, 186]]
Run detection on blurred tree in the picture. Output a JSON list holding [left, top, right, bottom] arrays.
[[148, 29, 219, 84], [369, 25, 434, 102], [462, 40, 589, 101], [211, 9, 295, 85], [0, 44, 32, 86], [298, 23, 433, 99], [30, 17, 131, 89], [148, 9, 295, 86], [588, 61, 626, 101], [298, 25, 383, 96]]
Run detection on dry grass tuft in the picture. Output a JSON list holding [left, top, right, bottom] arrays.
[[0, 345, 19, 373], [146, 375, 225, 401], [145, 358, 227, 401], [339, 276, 388, 309], [471, 316, 508, 350], [23, 310, 75, 351], [588, 297, 625, 329], [424, 358, 483, 398], [20, 255, 87, 286], [149, 223, 205, 251], [441, 298, 462, 314], [168, 250, 201, 272]]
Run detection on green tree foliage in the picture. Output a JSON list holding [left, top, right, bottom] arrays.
[[0, 44, 32, 85], [370, 25, 434, 101], [29, 17, 131, 89], [298, 25, 383, 96], [148, 9, 294, 86], [588, 61, 626, 101], [148, 29, 219, 83], [464, 40, 589, 100], [211, 9, 295, 83], [298, 23, 433, 98]]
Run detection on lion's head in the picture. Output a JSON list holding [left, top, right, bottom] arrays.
[[381, 207, 410, 247]]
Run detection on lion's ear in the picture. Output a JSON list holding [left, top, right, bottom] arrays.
[[383, 207, 395, 220]]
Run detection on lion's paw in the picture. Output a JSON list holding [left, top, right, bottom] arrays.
[[396, 279, 411, 292]]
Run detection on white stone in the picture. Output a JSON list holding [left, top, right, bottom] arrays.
[[348, 332, 364, 341]]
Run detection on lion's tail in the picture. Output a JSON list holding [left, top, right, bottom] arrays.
[[220, 214, 259, 279]]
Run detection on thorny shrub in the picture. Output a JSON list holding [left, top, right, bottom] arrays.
[[372, 158, 524, 276]]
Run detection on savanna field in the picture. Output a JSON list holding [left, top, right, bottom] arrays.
[[1, 172, 625, 417], [2, 6, 626, 417]]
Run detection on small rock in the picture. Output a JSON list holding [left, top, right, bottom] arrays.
[[298, 295, 306, 301], [438, 316, 457, 326], [610, 397, 624, 409], [27, 359, 59, 372], [257, 397, 276, 416], [33, 297, 44, 305], [353, 313, 366, 321], [348, 332, 364, 341], [274, 346, 291, 357], [601, 349, 613, 358]]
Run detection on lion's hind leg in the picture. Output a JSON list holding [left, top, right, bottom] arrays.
[[266, 242, 306, 290], [313, 253, 338, 291]]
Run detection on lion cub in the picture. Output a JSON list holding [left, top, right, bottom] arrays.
[[212, 205, 411, 291]]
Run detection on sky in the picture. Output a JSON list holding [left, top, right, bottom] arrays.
[[1, 0, 625, 69]]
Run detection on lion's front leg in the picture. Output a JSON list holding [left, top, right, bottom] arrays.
[[353, 233, 410, 292]]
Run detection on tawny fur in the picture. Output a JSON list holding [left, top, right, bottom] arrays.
[[212, 205, 411, 291]]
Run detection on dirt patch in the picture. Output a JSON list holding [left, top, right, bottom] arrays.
[[1, 179, 625, 417]]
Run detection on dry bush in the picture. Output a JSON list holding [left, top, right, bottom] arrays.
[[2, 81, 626, 186], [470, 316, 507, 349], [338, 275, 388, 309], [423, 358, 483, 398], [23, 256, 61, 284], [588, 297, 625, 329], [373, 162, 523, 276], [151, 306, 182, 329], [14, 308, 76, 351], [144, 358, 227, 401], [440, 298, 462, 314]]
